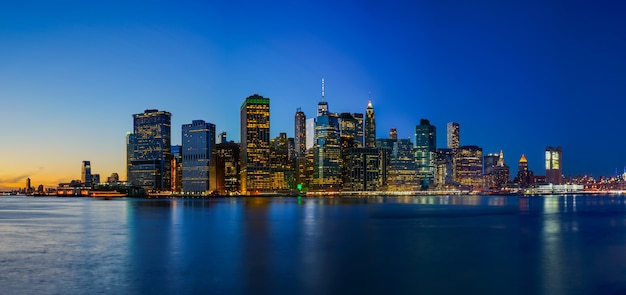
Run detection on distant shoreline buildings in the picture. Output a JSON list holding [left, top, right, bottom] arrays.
[[12, 80, 626, 196]]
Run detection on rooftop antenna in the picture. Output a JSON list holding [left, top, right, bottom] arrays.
[[321, 77, 325, 102]]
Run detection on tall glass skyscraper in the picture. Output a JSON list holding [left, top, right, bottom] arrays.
[[545, 146, 563, 184], [447, 122, 460, 150], [314, 111, 342, 191], [294, 108, 306, 158], [415, 119, 436, 189], [81, 160, 92, 185], [127, 109, 172, 191], [338, 112, 364, 148], [182, 120, 216, 194], [365, 100, 376, 148], [240, 94, 270, 194]]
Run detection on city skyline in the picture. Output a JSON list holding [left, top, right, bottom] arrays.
[[2, 1, 626, 189]]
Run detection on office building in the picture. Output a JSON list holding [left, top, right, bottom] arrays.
[[270, 133, 295, 190], [81, 161, 92, 185], [415, 119, 436, 189], [338, 112, 364, 148], [127, 109, 172, 191], [170, 145, 182, 192], [365, 100, 376, 148], [240, 94, 271, 194], [435, 148, 454, 188], [517, 154, 534, 187], [484, 150, 509, 190], [306, 117, 316, 150], [447, 122, 460, 150], [182, 120, 216, 194], [295, 108, 307, 158], [313, 111, 342, 191], [546, 146, 563, 184], [343, 147, 388, 191], [388, 139, 419, 191], [389, 128, 398, 141], [456, 145, 483, 189], [216, 140, 240, 194]]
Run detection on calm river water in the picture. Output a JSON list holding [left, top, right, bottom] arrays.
[[2, 195, 626, 294]]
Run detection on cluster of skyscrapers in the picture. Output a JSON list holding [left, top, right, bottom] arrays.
[[124, 81, 564, 195]]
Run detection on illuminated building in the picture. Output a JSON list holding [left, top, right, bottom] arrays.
[[81, 161, 92, 185], [456, 145, 483, 189], [306, 117, 316, 150], [388, 138, 419, 191], [270, 133, 295, 190], [127, 109, 172, 191], [483, 153, 499, 175], [546, 146, 563, 184], [343, 147, 388, 191], [240, 94, 271, 194], [517, 154, 534, 187], [313, 111, 342, 191], [435, 148, 454, 188], [170, 145, 182, 192], [107, 173, 120, 183], [216, 140, 240, 194], [389, 128, 398, 141], [365, 100, 376, 148], [484, 150, 509, 189], [339, 112, 364, 148], [92, 174, 100, 185], [295, 108, 306, 158], [182, 120, 216, 194], [447, 122, 460, 150], [415, 119, 436, 189]]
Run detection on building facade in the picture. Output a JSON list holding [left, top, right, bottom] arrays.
[[127, 109, 172, 191], [81, 161, 92, 185], [546, 146, 563, 184], [365, 100, 376, 148], [294, 108, 306, 158], [415, 119, 436, 189], [240, 94, 271, 194], [181, 120, 216, 194], [216, 141, 240, 194], [456, 145, 483, 190]]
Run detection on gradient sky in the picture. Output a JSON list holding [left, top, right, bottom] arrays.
[[1, 0, 625, 189]]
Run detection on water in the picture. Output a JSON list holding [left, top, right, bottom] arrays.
[[2, 195, 626, 295]]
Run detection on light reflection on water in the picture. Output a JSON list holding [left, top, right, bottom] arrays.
[[2, 195, 626, 294]]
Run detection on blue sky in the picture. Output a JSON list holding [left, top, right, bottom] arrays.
[[1, 0, 625, 188]]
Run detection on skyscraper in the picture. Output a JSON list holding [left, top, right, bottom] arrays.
[[546, 146, 563, 184], [240, 94, 270, 194], [435, 148, 454, 188], [415, 119, 436, 189], [171, 145, 182, 192], [365, 100, 376, 148], [389, 128, 398, 141], [182, 120, 216, 194], [389, 138, 419, 191], [81, 161, 92, 185], [294, 108, 306, 158], [456, 145, 483, 189], [215, 139, 240, 194], [127, 109, 172, 191], [447, 122, 460, 150], [338, 112, 364, 148], [313, 111, 342, 191], [517, 154, 534, 187], [270, 133, 295, 190], [305, 117, 316, 150]]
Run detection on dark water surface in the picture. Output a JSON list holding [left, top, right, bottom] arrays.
[[2, 195, 626, 294]]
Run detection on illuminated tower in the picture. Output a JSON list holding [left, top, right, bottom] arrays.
[[389, 128, 398, 141], [545, 146, 562, 184], [182, 120, 216, 194], [294, 108, 306, 158], [317, 78, 328, 116], [456, 145, 483, 189], [447, 122, 460, 150], [127, 109, 172, 191], [415, 119, 436, 189], [517, 154, 534, 187], [365, 100, 376, 148], [240, 94, 271, 194], [81, 161, 92, 185]]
